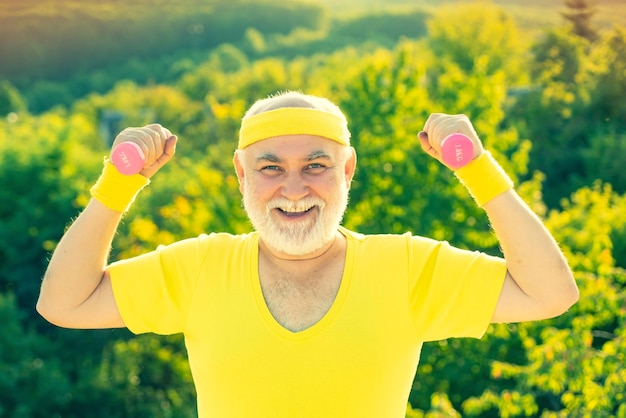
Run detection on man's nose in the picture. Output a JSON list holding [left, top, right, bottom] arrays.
[[281, 171, 308, 201]]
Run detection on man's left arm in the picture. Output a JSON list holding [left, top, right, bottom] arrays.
[[483, 189, 578, 323], [419, 113, 578, 324]]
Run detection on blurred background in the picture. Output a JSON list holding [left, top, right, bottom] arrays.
[[1, 0, 625, 416]]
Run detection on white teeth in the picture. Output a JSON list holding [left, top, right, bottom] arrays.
[[279, 206, 312, 213], [267, 199, 324, 213]]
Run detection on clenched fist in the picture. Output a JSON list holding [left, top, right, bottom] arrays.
[[418, 114, 485, 169], [111, 124, 178, 178]]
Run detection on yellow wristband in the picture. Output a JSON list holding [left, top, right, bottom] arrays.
[[90, 160, 150, 212], [454, 151, 513, 207]]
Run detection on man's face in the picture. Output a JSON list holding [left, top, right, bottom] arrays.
[[234, 134, 356, 257]]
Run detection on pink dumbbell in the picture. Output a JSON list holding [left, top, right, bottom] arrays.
[[441, 133, 474, 169], [111, 142, 145, 175]]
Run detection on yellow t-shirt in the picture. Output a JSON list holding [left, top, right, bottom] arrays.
[[109, 227, 506, 418]]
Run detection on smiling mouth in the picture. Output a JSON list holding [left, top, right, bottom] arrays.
[[276, 206, 316, 218]]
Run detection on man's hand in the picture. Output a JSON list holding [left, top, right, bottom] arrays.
[[418, 113, 485, 169], [111, 124, 178, 178]]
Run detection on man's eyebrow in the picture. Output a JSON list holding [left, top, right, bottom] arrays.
[[255, 150, 331, 163], [256, 153, 280, 163], [305, 150, 331, 161]]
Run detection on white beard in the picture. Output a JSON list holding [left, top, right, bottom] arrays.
[[243, 181, 349, 256]]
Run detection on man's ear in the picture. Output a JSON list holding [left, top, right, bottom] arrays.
[[344, 147, 357, 188], [233, 150, 245, 195]]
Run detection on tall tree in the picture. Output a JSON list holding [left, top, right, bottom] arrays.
[[561, 0, 599, 41]]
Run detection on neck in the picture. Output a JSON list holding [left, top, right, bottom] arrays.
[[259, 231, 344, 265]]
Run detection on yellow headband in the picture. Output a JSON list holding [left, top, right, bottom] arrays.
[[238, 107, 350, 149]]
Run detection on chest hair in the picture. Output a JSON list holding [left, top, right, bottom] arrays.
[[259, 265, 343, 332]]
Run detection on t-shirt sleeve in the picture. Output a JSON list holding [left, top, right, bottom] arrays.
[[408, 236, 507, 341], [108, 235, 210, 335]]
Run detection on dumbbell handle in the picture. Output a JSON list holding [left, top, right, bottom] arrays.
[[441, 133, 474, 169], [111, 142, 145, 175]]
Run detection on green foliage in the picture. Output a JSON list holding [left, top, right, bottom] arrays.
[[587, 27, 626, 123], [0, 293, 73, 417], [547, 182, 626, 270], [87, 335, 196, 418], [0, 111, 101, 308], [426, 3, 527, 83], [0, 80, 27, 116], [462, 267, 626, 417], [1, 1, 625, 416], [456, 184, 626, 417], [329, 10, 430, 45], [407, 393, 462, 417], [507, 23, 626, 207]]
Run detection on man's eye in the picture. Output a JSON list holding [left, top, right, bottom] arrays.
[[259, 165, 282, 175], [306, 163, 327, 174]]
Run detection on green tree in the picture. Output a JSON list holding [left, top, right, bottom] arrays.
[[506, 26, 591, 207], [585, 27, 626, 124], [507, 24, 626, 206]]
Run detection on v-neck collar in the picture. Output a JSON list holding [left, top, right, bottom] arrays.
[[248, 228, 354, 341]]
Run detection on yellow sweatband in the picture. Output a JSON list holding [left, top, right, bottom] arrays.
[[238, 107, 350, 149], [454, 151, 514, 207], [90, 160, 150, 213]]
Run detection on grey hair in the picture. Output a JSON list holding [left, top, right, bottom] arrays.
[[243, 91, 348, 125]]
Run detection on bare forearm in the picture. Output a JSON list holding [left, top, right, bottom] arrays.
[[485, 190, 578, 318], [37, 199, 122, 323]]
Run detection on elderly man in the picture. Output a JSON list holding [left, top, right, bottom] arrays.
[[37, 91, 578, 417]]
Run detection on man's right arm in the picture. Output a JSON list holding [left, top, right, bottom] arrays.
[[37, 199, 126, 328], [37, 124, 177, 329]]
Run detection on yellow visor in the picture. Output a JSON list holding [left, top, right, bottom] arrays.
[[238, 107, 350, 149]]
